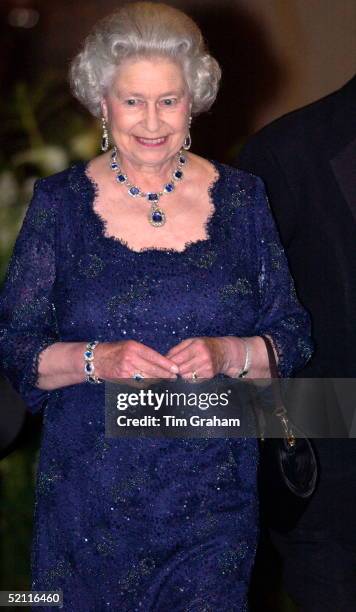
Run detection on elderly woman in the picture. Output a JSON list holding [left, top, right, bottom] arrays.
[[0, 3, 311, 610]]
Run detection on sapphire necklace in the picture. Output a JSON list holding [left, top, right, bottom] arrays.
[[109, 147, 187, 227]]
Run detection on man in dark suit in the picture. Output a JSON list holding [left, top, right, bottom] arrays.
[[238, 76, 356, 611]]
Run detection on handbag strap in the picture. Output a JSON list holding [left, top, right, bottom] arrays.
[[261, 335, 279, 380], [260, 335, 295, 443]]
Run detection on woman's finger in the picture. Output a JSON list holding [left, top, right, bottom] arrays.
[[166, 338, 195, 359], [178, 357, 216, 379], [135, 343, 179, 373], [168, 338, 214, 368], [178, 358, 202, 379], [124, 355, 178, 379]]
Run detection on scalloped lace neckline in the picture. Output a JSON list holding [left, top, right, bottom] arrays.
[[81, 159, 223, 255]]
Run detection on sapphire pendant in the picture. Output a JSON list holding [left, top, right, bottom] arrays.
[[149, 208, 166, 227]]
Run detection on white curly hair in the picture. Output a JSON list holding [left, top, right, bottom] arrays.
[[69, 2, 221, 117]]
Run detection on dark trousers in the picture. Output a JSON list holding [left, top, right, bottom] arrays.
[[271, 439, 356, 612]]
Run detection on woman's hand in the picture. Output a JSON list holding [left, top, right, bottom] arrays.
[[94, 340, 179, 382], [37, 340, 179, 390], [166, 336, 271, 380], [165, 337, 239, 380]]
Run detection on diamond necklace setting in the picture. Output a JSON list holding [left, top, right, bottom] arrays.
[[109, 146, 187, 227]]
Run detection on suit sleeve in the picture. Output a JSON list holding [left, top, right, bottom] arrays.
[[0, 179, 59, 413], [237, 135, 298, 249]]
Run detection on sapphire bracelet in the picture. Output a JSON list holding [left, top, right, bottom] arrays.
[[84, 341, 104, 384]]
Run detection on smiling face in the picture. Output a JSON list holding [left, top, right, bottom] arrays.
[[103, 57, 191, 171]]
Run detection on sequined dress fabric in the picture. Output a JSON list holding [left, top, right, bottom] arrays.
[[0, 161, 312, 612]]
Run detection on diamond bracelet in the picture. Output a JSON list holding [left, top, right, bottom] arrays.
[[84, 341, 104, 384]]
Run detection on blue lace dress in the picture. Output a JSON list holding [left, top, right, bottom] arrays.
[[0, 161, 312, 612]]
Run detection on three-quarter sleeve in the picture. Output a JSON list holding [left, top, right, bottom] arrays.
[[252, 176, 313, 375], [0, 179, 59, 413]]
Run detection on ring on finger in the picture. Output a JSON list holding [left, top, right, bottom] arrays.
[[133, 372, 145, 382], [192, 370, 198, 381]]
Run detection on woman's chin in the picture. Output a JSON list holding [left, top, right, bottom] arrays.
[[128, 146, 180, 167]]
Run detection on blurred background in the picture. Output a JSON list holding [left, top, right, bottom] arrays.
[[0, 0, 355, 609]]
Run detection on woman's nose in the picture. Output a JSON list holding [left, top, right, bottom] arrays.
[[143, 104, 160, 132]]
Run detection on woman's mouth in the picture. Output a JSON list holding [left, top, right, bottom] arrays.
[[134, 136, 168, 147]]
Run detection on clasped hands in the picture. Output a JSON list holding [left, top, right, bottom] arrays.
[[94, 336, 246, 382]]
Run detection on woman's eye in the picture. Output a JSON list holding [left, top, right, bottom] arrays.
[[161, 98, 177, 106]]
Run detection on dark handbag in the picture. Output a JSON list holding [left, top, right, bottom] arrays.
[[255, 336, 318, 532]]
